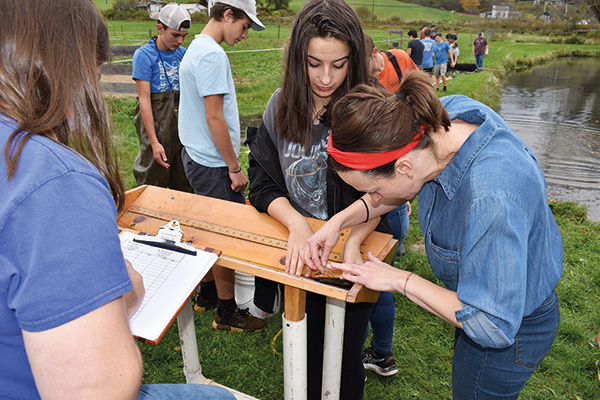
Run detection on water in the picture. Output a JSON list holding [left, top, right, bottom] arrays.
[[498, 58, 600, 222]]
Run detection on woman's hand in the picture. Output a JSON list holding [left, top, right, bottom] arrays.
[[286, 220, 315, 276], [330, 252, 404, 293], [303, 219, 343, 274]]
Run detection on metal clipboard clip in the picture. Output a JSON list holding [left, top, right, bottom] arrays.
[[133, 220, 197, 255]]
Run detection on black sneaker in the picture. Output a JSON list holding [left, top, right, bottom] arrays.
[[362, 347, 398, 376], [212, 307, 266, 332], [193, 292, 217, 313], [443, 86, 447, 92]]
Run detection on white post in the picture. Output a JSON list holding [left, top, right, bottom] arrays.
[[177, 301, 204, 384], [321, 297, 346, 400], [282, 314, 308, 399]]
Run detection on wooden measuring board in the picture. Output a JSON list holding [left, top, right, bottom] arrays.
[[117, 185, 397, 303]]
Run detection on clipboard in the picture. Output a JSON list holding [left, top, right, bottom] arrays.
[[120, 222, 221, 345]]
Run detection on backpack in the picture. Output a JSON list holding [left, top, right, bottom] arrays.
[[381, 50, 403, 84]]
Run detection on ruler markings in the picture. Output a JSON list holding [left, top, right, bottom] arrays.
[[126, 205, 343, 262]]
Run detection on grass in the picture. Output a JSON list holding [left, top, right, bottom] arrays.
[[102, 7, 600, 400]]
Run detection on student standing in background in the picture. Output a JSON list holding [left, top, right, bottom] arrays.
[[473, 32, 489, 70], [407, 29, 425, 69], [421, 29, 435, 74], [178, 0, 267, 333], [432, 32, 451, 91], [132, 3, 193, 193]]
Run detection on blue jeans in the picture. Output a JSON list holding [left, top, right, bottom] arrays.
[[387, 203, 409, 262], [363, 291, 395, 355], [138, 384, 236, 399], [452, 291, 559, 399], [363, 204, 410, 355], [475, 54, 485, 69]]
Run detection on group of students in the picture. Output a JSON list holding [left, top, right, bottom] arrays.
[[1, 0, 563, 400], [418, 27, 459, 92]]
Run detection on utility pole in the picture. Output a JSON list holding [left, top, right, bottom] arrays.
[[372, 0, 375, 21]]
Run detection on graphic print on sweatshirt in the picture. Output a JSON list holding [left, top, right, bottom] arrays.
[[281, 135, 328, 220]]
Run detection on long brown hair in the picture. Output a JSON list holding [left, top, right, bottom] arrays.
[[276, 0, 369, 148], [0, 0, 125, 211], [330, 70, 451, 177]]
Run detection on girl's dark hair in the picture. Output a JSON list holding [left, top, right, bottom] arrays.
[[210, 2, 248, 21], [276, 0, 369, 147], [330, 70, 451, 177], [0, 0, 125, 210]]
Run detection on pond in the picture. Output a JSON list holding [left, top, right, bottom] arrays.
[[498, 57, 600, 222]]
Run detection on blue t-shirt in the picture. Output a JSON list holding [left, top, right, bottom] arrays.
[[0, 116, 132, 399], [421, 39, 436, 69], [132, 37, 186, 92], [178, 34, 240, 167], [418, 96, 563, 349], [433, 41, 451, 65]]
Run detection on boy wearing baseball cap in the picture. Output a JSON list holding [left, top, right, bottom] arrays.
[[131, 2, 193, 192], [178, 0, 265, 332]]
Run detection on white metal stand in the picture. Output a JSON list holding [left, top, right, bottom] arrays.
[[282, 314, 308, 399], [177, 301, 203, 384], [321, 298, 346, 400], [176, 301, 259, 399]]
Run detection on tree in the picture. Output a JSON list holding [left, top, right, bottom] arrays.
[[112, 0, 136, 12], [586, 0, 600, 23], [264, 0, 290, 10], [460, 0, 481, 14]]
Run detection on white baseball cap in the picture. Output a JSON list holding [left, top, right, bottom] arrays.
[[214, 0, 265, 31], [159, 3, 191, 31]]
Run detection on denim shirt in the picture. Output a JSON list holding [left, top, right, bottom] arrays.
[[418, 95, 563, 348]]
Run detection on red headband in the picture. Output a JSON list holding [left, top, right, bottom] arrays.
[[327, 126, 425, 171]]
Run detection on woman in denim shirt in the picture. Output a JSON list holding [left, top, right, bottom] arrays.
[[302, 70, 563, 399]]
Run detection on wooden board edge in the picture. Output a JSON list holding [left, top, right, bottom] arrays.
[[346, 283, 379, 303], [118, 185, 148, 222], [379, 238, 399, 265], [218, 255, 350, 302]]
